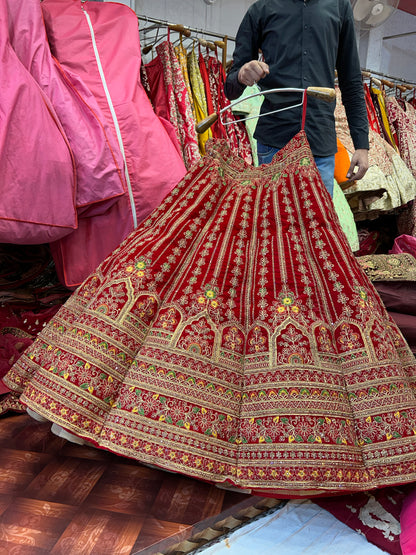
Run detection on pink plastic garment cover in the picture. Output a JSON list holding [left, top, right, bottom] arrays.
[[41, 0, 186, 288], [400, 487, 416, 554], [0, 0, 77, 245], [6, 0, 126, 216], [390, 234, 416, 260]]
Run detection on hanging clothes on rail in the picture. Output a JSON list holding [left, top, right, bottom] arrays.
[[143, 34, 200, 170], [5, 104, 416, 498], [364, 83, 382, 136], [39, 0, 186, 288], [385, 97, 416, 180], [175, 39, 196, 121], [370, 85, 399, 152], [207, 54, 253, 165], [198, 48, 220, 135], [0, 0, 76, 245], [187, 45, 212, 155], [7, 0, 126, 218], [199, 51, 252, 165], [335, 88, 416, 220]]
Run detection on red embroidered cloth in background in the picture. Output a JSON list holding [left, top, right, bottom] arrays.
[[144, 39, 201, 171], [199, 51, 253, 165], [0, 244, 70, 411], [316, 484, 415, 555], [386, 98, 416, 180], [5, 134, 416, 498], [0, 305, 58, 383]]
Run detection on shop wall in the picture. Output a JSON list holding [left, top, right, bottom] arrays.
[[358, 8, 416, 82], [123, 0, 416, 83], [134, 0, 250, 40]]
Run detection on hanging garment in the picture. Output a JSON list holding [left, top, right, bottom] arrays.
[[6, 0, 125, 217], [187, 46, 212, 155], [370, 86, 399, 151], [335, 88, 416, 219], [364, 83, 382, 136], [199, 52, 253, 165], [385, 97, 416, 179], [5, 131, 416, 498], [143, 38, 200, 170], [174, 41, 196, 121], [208, 55, 252, 165], [141, 51, 189, 162], [198, 49, 221, 137], [227, 96, 357, 251], [332, 180, 359, 252], [39, 0, 186, 288], [0, 0, 76, 244]]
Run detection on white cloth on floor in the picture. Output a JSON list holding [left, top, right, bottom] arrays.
[[199, 499, 388, 554]]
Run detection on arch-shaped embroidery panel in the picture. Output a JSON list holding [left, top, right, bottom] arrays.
[[174, 314, 218, 358], [274, 321, 314, 366]]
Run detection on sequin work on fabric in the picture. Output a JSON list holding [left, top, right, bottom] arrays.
[[6, 133, 416, 498]]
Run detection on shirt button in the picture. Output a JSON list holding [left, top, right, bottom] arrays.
[[304, 25, 308, 29], [303, 50, 307, 55]]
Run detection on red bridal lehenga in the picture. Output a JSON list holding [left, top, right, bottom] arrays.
[[5, 131, 416, 498]]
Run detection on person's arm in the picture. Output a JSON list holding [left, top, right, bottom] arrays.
[[336, 1, 369, 180], [225, 7, 267, 100]]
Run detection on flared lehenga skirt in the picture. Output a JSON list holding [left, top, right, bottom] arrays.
[[5, 132, 416, 498]]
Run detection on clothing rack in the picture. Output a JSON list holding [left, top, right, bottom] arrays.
[[361, 68, 416, 88], [383, 31, 416, 41], [137, 14, 234, 69]]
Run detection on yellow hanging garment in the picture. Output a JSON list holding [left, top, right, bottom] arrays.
[[188, 45, 212, 155]]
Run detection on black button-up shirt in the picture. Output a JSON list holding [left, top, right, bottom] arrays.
[[225, 0, 369, 157]]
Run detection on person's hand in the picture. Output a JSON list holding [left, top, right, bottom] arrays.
[[346, 148, 369, 181], [238, 61, 269, 87]]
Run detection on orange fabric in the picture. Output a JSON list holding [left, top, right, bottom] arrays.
[[334, 138, 351, 188]]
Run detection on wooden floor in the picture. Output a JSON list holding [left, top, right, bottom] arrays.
[[0, 411, 282, 554]]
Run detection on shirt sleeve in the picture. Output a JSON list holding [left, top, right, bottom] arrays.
[[336, 1, 370, 151], [225, 7, 261, 100]]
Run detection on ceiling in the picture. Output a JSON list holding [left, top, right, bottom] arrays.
[[399, 0, 416, 17]]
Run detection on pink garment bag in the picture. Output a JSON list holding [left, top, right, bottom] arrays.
[[400, 487, 416, 554], [0, 0, 77, 244], [41, 0, 186, 288], [6, 0, 126, 216], [390, 234, 416, 260]]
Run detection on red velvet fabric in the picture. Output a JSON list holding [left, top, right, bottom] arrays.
[[316, 485, 414, 555], [5, 135, 416, 498]]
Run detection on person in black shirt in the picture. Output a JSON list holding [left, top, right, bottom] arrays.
[[225, 0, 369, 196]]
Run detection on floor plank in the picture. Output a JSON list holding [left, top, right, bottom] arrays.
[[0, 412, 280, 554]]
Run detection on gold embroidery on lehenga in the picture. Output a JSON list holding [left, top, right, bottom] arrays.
[[5, 134, 416, 496]]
